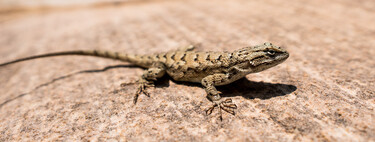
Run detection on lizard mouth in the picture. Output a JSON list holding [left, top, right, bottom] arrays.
[[248, 61, 277, 71], [248, 52, 289, 68], [234, 61, 276, 73]]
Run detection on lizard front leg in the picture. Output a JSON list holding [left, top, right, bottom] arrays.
[[122, 62, 166, 104], [201, 74, 237, 120]]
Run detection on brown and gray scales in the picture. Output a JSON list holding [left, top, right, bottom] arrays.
[[0, 42, 289, 119]]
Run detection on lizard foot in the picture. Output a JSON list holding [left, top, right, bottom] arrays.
[[205, 98, 237, 121], [121, 79, 155, 104]]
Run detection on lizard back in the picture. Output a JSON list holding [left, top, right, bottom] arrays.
[[141, 51, 234, 82]]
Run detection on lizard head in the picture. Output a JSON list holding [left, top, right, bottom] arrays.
[[233, 42, 289, 73]]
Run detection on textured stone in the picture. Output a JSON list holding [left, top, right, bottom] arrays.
[[0, 0, 374, 141]]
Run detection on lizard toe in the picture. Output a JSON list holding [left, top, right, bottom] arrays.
[[205, 98, 237, 121], [131, 79, 154, 104]]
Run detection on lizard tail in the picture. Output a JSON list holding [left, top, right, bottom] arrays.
[[0, 50, 141, 67]]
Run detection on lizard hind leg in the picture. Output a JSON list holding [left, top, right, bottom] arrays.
[[121, 62, 166, 104]]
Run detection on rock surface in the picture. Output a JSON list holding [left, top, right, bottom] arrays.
[[0, 0, 374, 141]]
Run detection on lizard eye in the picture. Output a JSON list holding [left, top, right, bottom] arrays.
[[267, 50, 276, 55]]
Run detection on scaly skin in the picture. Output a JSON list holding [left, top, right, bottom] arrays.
[[0, 42, 289, 120]]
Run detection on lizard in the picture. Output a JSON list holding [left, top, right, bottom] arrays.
[[0, 42, 289, 119]]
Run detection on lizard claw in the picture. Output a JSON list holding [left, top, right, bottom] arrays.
[[120, 82, 136, 87], [205, 98, 237, 121], [121, 79, 154, 104]]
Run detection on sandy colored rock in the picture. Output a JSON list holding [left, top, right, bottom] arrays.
[[0, 0, 374, 141]]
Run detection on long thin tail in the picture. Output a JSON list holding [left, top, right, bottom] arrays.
[[0, 50, 139, 67]]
